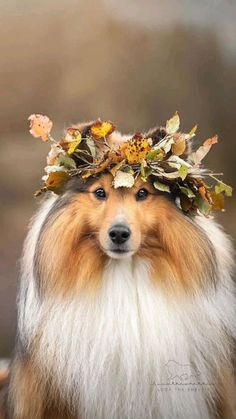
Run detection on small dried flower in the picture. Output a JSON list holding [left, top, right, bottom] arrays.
[[28, 114, 53, 142]]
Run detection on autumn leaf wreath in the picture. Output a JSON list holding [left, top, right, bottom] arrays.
[[28, 113, 232, 216]]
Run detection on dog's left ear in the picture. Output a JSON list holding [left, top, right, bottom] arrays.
[[63, 120, 99, 166], [145, 126, 192, 157], [144, 126, 167, 146]]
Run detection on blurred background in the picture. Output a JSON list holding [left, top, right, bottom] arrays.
[[0, 0, 235, 356]]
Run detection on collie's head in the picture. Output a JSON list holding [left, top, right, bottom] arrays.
[[35, 172, 216, 297]]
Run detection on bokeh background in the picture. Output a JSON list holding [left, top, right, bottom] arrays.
[[0, 0, 235, 356]]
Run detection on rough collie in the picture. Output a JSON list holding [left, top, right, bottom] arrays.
[[6, 128, 236, 419]]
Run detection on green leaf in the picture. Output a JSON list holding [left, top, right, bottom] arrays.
[[110, 159, 126, 176], [122, 166, 134, 175], [166, 112, 180, 134], [140, 163, 152, 181], [188, 124, 198, 137], [86, 137, 96, 158], [58, 155, 77, 170], [215, 181, 233, 197], [194, 195, 212, 215], [147, 148, 164, 160], [140, 161, 146, 178], [178, 164, 189, 180], [179, 186, 195, 198], [153, 180, 170, 193]]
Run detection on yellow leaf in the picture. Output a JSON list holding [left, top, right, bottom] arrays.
[[81, 170, 93, 179], [45, 171, 69, 192], [211, 192, 225, 211], [67, 139, 82, 154], [122, 135, 151, 164], [90, 121, 115, 139], [110, 159, 126, 176], [171, 134, 186, 156], [64, 128, 82, 143], [188, 124, 198, 137]]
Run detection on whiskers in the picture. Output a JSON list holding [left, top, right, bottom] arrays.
[[80, 230, 98, 241], [139, 230, 164, 252]]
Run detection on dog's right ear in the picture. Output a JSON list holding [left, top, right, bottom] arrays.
[[66, 174, 96, 193], [73, 120, 99, 137]]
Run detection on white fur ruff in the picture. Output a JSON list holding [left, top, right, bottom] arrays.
[[18, 197, 236, 419]]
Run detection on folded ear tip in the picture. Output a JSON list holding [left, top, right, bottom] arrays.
[[71, 120, 98, 137], [145, 125, 193, 157], [145, 126, 167, 145]]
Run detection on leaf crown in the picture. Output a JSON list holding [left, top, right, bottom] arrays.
[[28, 113, 232, 216]]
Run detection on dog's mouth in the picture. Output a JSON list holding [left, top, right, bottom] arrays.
[[102, 247, 136, 259]]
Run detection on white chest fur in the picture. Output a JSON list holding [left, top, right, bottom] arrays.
[[30, 258, 233, 419]]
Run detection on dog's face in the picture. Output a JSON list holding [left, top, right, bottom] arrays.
[[36, 173, 216, 295], [84, 174, 168, 259]]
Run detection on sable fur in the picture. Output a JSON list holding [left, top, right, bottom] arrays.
[[6, 132, 236, 418]]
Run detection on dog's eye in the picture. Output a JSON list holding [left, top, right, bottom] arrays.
[[94, 188, 106, 200], [136, 188, 149, 201]]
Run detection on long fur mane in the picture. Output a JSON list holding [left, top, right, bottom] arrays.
[[12, 189, 236, 419]]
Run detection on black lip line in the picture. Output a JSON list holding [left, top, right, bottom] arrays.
[[101, 247, 135, 254]]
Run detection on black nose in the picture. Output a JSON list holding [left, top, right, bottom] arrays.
[[108, 224, 131, 245]]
